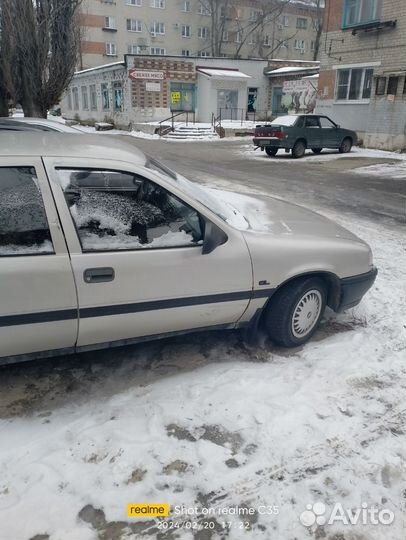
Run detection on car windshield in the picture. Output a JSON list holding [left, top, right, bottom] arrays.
[[145, 155, 248, 229], [270, 115, 298, 127]]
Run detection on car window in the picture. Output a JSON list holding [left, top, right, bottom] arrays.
[[320, 117, 336, 129], [270, 115, 298, 127], [304, 117, 320, 128], [56, 168, 204, 252], [0, 167, 54, 256]]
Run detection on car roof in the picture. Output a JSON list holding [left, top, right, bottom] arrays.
[[0, 133, 147, 165], [2, 117, 81, 133]]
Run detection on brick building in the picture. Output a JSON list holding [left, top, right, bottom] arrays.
[[315, 0, 406, 150], [79, 0, 323, 69]]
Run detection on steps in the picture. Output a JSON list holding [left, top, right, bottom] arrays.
[[164, 124, 219, 140]]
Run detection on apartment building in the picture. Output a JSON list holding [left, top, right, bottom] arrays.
[[316, 0, 406, 150], [79, 0, 323, 69]]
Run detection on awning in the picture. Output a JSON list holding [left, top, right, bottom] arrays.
[[196, 68, 251, 80]]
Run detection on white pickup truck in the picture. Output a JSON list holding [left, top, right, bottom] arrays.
[[0, 134, 377, 364]]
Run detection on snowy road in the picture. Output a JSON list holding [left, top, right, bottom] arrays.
[[0, 140, 405, 540]]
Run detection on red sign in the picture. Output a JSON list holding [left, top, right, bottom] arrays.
[[128, 69, 165, 81]]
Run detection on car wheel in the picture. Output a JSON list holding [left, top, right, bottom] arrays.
[[339, 137, 352, 153], [292, 140, 306, 159], [312, 148, 323, 154], [264, 277, 327, 347], [265, 146, 278, 157]]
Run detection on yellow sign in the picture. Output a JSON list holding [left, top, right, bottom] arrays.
[[171, 91, 181, 104], [127, 504, 170, 518]]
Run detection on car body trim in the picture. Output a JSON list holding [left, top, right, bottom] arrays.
[[338, 267, 377, 312], [0, 289, 275, 328]]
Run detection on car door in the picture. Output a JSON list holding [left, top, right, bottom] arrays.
[[0, 158, 78, 360], [319, 116, 340, 148], [44, 158, 253, 349], [303, 116, 321, 148]]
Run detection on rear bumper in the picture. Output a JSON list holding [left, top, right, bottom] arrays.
[[337, 267, 378, 312], [253, 137, 289, 149]]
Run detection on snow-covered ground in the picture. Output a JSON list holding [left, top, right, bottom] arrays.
[[0, 177, 405, 540]]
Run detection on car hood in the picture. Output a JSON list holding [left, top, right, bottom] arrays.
[[208, 188, 363, 242]]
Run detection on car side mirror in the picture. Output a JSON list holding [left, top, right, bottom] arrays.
[[202, 219, 228, 255]]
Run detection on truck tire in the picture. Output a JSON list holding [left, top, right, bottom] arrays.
[[265, 147, 278, 157], [264, 276, 327, 347], [292, 140, 306, 159]]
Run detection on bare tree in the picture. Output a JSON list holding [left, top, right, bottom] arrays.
[[1, 0, 82, 118], [305, 0, 324, 60]]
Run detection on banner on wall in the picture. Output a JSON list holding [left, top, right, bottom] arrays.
[[281, 78, 318, 114]]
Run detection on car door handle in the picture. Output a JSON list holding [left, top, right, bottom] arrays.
[[84, 267, 115, 283]]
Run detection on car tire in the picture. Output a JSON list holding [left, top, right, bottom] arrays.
[[339, 137, 352, 153], [312, 148, 323, 154], [265, 146, 278, 157], [292, 140, 306, 159], [264, 277, 327, 347]]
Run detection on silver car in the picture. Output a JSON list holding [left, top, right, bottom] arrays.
[[0, 134, 377, 364]]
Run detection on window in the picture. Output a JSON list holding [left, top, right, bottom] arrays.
[[375, 76, 386, 95], [387, 76, 399, 95], [198, 50, 210, 57], [182, 0, 191, 11], [128, 44, 143, 54], [294, 39, 305, 51], [198, 3, 210, 15], [235, 30, 243, 43], [304, 117, 320, 128], [280, 39, 288, 48], [319, 116, 336, 128], [312, 19, 321, 30], [150, 0, 165, 7], [282, 15, 289, 26], [113, 82, 123, 112], [104, 16, 116, 29], [403, 78, 406, 95], [72, 87, 79, 109], [127, 0, 142, 5], [248, 33, 257, 45], [150, 47, 166, 55], [250, 9, 262, 21], [101, 83, 110, 110], [311, 40, 315, 52], [296, 17, 308, 29], [336, 67, 373, 100], [150, 22, 165, 34], [181, 49, 190, 56], [342, 0, 381, 28], [67, 89, 72, 110], [90, 85, 97, 111], [222, 30, 229, 42], [56, 169, 203, 252], [182, 24, 191, 38], [81, 86, 89, 110], [198, 26, 209, 39], [127, 18, 142, 32], [0, 167, 53, 256], [105, 42, 117, 56]]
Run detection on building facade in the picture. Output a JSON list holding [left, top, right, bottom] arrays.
[[79, 0, 323, 69], [315, 0, 406, 150], [61, 55, 319, 127]]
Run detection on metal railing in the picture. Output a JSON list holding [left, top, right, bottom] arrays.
[[217, 108, 273, 125], [157, 110, 196, 136]]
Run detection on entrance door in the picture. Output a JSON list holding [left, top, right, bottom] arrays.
[[44, 158, 252, 349], [217, 90, 238, 120], [0, 159, 78, 360], [272, 87, 283, 115], [170, 83, 196, 112]]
